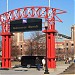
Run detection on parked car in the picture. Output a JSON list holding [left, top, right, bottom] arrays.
[[21, 56, 45, 68]]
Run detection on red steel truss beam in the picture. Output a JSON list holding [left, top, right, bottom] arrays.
[[0, 7, 66, 32]]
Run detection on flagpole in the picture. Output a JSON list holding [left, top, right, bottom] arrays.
[[7, 0, 8, 12], [49, 0, 50, 8]]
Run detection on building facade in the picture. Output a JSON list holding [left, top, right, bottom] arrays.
[[12, 32, 25, 56], [12, 25, 75, 60], [55, 33, 71, 60], [71, 25, 75, 59]]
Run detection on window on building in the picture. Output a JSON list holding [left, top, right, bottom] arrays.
[[66, 43, 68, 46], [66, 48, 68, 50], [71, 43, 74, 46], [21, 45, 22, 47]]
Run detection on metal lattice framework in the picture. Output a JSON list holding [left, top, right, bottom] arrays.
[[0, 6, 66, 68], [0, 6, 66, 32]]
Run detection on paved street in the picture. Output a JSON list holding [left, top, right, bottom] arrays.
[[0, 61, 74, 75]]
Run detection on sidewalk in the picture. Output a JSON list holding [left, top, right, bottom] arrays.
[[59, 63, 75, 75], [0, 61, 73, 75], [12, 61, 71, 75]]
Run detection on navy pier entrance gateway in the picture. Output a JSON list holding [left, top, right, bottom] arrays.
[[10, 18, 42, 32], [0, 6, 65, 69]]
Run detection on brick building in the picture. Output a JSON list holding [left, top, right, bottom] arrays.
[[12, 32, 25, 56], [12, 25, 75, 60], [71, 25, 75, 59]]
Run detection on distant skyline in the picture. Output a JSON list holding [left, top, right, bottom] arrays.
[[0, 0, 74, 39]]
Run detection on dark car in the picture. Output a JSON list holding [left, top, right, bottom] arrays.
[[21, 56, 45, 68]]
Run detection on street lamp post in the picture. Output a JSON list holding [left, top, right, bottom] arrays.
[[44, 20, 49, 74], [21, 49, 22, 55], [20, 45, 22, 56]]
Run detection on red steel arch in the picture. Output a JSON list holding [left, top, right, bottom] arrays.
[[0, 6, 66, 68]]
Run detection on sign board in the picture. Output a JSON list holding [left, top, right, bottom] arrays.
[[10, 18, 42, 32]]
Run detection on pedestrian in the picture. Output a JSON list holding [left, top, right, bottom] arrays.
[[35, 57, 41, 71], [68, 57, 71, 64], [65, 58, 68, 64], [42, 57, 45, 70], [74, 58, 75, 63]]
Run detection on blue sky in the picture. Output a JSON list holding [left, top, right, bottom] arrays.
[[0, 0, 74, 39]]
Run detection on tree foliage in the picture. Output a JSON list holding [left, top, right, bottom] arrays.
[[25, 31, 46, 56], [11, 38, 20, 57], [11, 46, 20, 57]]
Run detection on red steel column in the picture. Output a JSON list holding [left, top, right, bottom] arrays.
[[2, 36, 5, 68], [8, 36, 11, 68], [43, 29, 57, 69], [50, 33, 56, 68], [5, 36, 9, 68], [47, 33, 51, 68], [47, 32, 56, 68], [1, 33, 11, 68]]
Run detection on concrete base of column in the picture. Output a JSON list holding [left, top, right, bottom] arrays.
[[44, 74, 49, 75], [48, 68, 56, 72]]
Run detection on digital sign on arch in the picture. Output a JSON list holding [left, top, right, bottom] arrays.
[[10, 18, 42, 32]]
